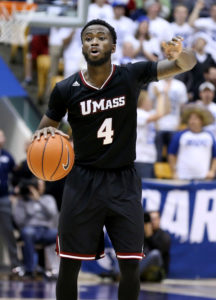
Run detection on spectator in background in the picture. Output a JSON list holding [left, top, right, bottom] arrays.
[[109, 1, 136, 63], [87, 0, 114, 21], [0, 129, 20, 276], [183, 33, 215, 101], [168, 104, 216, 180], [62, 28, 84, 79], [170, 0, 196, 14], [203, 64, 216, 101], [135, 87, 170, 178], [170, 4, 194, 48], [171, 0, 214, 16], [189, 1, 216, 55], [145, 0, 173, 45], [12, 140, 34, 188], [110, 1, 136, 46], [131, 0, 171, 20], [140, 211, 171, 282], [23, 31, 49, 88], [118, 41, 136, 65], [46, 27, 73, 94], [197, 82, 216, 139], [148, 77, 188, 161], [124, 15, 161, 62], [102, 210, 171, 282], [12, 178, 58, 278]]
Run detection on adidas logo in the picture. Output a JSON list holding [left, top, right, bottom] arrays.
[[72, 81, 80, 86]]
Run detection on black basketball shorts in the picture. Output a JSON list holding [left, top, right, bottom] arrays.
[[56, 165, 144, 261]]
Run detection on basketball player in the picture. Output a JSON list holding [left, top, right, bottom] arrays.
[[32, 19, 196, 300]]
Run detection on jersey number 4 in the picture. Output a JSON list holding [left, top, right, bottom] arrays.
[[97, 118, 114, 145]]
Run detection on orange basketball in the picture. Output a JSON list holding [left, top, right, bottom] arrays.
[[27, 134, 74, 181]]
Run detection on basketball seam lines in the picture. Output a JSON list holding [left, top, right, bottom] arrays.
[[42, 135, 51, 181], [50, 135, 64, 180]]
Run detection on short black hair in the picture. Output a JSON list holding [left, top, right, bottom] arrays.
[[81, 19, 117, 45]]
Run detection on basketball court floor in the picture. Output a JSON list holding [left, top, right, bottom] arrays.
[[0, 277, 216, 300]]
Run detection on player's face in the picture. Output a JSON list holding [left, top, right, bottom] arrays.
[[82, 25, 116, 66]]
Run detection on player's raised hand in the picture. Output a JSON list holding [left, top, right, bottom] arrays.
[[31, 126, 69, 141], [162, 36, 184, 61]]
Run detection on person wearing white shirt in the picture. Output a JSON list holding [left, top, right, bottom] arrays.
[[63, 28, 84, 79], [145, 1, 173, 45], [47, 27, 74, 93], [108, 1, 136, 63], [117, 41, 138, 65], [168, 104, 216, 180], [189, 1, 216, 54], [87, 0, 114, 21], [124, 16, 161, 62], [197, 82, 216, 139], [148, 78, 188, 161], [109, 2, 136, 46], [170, 4, 194, 48], [135, 88, 169, 178]]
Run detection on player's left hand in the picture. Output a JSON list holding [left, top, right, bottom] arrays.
[[162, 36, 183, 61]]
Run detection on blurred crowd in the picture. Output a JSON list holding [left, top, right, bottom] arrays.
[[1, 0, 216, 282]]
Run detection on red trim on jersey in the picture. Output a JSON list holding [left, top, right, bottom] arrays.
[[116, 252, 144, 260], [79, 65, 116, 90]]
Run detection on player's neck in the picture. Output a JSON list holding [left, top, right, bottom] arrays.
[[85, 62, 113, 88]]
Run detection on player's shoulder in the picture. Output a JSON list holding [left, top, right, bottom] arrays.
[[56, 72, 80, 91]]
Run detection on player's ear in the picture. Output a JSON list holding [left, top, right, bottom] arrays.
[[112, 44, 116, 54]]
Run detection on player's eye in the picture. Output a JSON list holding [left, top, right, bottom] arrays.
[[99, 36, 106, 41], [85, 36, 92, 42]]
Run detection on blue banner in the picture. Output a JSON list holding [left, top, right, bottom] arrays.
[[142, 179, 216, 278]]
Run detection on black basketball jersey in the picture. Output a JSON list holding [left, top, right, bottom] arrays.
[[46, 61, 158, 169]]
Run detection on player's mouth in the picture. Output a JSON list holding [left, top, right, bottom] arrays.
[[90, 48, 100, 57]]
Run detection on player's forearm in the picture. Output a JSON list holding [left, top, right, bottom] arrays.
[[175, 48, 197, 72], [37, 115, 60, 130]]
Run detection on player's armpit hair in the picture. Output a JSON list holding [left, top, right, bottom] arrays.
[[81, 19, 117, 45]]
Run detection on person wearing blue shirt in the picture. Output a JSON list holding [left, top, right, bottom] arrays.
[[168, 104, 216, 180], [0, 129, 20, 275]]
